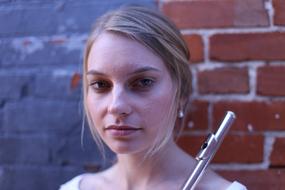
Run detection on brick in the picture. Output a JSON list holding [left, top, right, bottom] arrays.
[[210, 32, 285, 62], [177, 135, 205, 157], [183, 100, 209, 131], [0, 73, 32, 100], [198, 67, 249, 94], [0, 166, 82, 190], [270, 137, 285, 166], [3, 98, 81, 133], [214, 134, 264, 163], [0, 109, 4, 133], [0, 37, 83, 67], [0, 109, 3, 131], [33, 71, 81, 100], [257, 66, 285, 96], [162, 0, 269, 29], [177, 134, 263, 163], [218, 169, 285, 190], [0, 0, 10, 3], [71, 72, 81, 90], [213, 101, 285, 132], [0, 1, 155, 37], [183, 34, 204, 63], [0, 136, 49, 164], [273, 0, 285, 25]]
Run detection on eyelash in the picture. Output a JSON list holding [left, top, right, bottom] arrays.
[[89, 80, 111, 92], [130, 78, 155, 90], [89, 78, 155, 93]]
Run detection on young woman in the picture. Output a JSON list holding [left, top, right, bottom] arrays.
[[60, 5, 247, 190]]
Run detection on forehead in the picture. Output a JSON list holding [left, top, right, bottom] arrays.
[[87, 32, 168, 73]]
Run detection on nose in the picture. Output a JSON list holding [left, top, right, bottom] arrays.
[[107, 85, 132, 118]]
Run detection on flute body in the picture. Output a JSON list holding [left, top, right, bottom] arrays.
[[181, 111, 236, 190]]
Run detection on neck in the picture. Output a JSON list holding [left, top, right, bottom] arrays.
[[114, 140, 196, 189]]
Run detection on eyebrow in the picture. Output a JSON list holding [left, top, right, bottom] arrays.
[[86, 66, 161, 76]]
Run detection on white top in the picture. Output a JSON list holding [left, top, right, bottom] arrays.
[[59, 174, 247, 190]]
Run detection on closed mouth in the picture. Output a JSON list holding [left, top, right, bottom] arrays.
[[104, 125, 143, 137], [105, 125, 142, 131]]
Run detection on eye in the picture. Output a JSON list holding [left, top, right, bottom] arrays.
[[89, 80, 111, 92], [130, 78, 155, 91]]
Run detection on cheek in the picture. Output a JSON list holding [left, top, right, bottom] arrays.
[[142, 90, 176, 127], [86, 92, 105, 126]]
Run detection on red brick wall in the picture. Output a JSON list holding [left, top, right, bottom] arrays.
[[159, 0, 285, 189]]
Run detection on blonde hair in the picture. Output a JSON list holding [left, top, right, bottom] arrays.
[[83, 5, 192, 159]]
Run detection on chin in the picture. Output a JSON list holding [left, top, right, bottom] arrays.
[[108, 141, 148, 155], [109, 145, 138, 154]]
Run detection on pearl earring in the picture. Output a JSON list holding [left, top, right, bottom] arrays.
[[178, 110, 184, 118]]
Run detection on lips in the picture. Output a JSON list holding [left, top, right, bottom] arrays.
[[104, 125, 142, 137], [105, 125, 141, 130]]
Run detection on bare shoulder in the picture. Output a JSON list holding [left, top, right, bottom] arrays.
[[80, 167, 114, 190], [196, 169, 232, 190]]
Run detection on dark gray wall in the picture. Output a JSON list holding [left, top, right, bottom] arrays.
[[0, 1, 156, 189]]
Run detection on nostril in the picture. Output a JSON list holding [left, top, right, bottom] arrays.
[[108, 104, 132, 117], [108, 99, 131, 117]]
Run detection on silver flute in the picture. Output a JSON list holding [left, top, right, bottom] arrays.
[[181, 111, 236, 190]]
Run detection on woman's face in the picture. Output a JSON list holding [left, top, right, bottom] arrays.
[[86, 32, 177, 155]]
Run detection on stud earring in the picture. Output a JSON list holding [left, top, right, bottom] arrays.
[[178, 110, 184, 118]]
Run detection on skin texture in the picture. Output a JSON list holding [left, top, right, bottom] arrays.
[[82, 32, 231, 190], [86, 32, 176, 156]]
